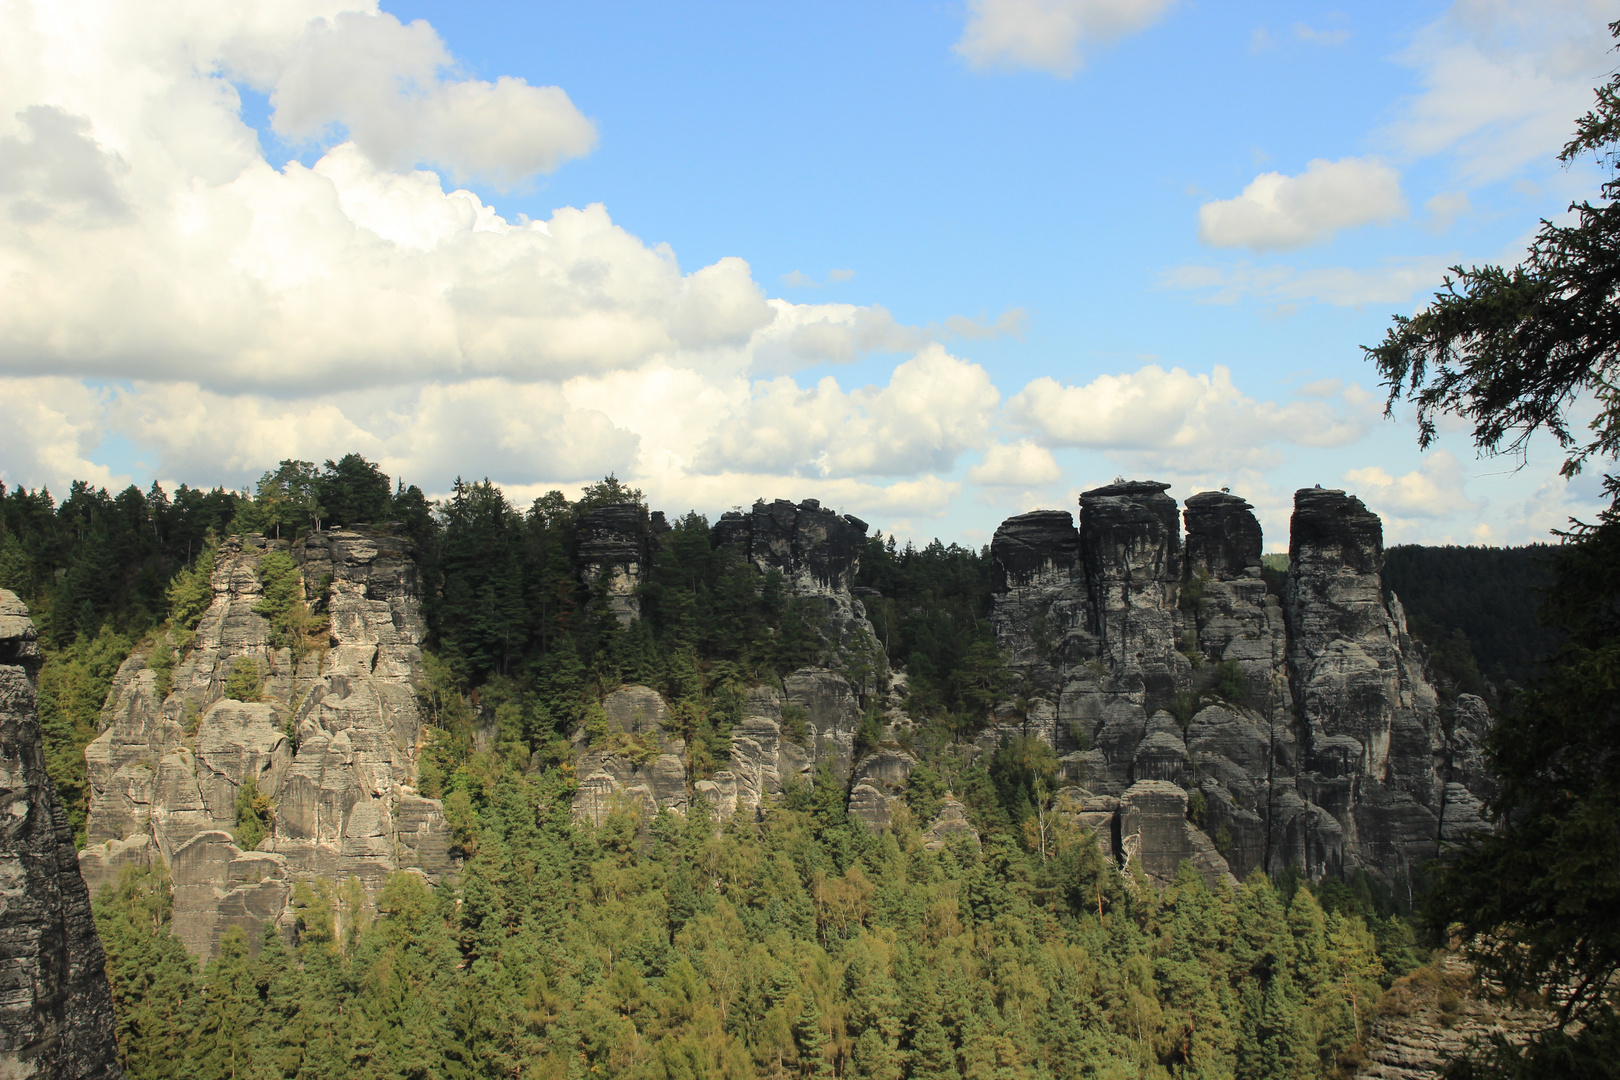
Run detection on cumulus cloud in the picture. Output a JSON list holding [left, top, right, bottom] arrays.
[[105, 380, 639, 489], [0, 106, 129, 225], [967, 441, 1062, 486], [1008, 364, 1377, 474], [1162, 256, 1451, 308], [1343, 450, 1480, 520], [263, 11, 595, 186], [1198, 157, 1406, 251], [946, 308, 1029, 340], [1384, 0, 1611, 182], [694, 346, 1000, 479], [0, 1, 782, 393], [0, 378, 122, 492], [954, 0, 1174, 77]]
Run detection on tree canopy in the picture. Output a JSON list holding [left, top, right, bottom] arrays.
[[1371, 23, 1620, 1077]]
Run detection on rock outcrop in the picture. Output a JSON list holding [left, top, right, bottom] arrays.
[[0, 590, 122, 1080], [576, 503, 651, 625], [712, 499, 876, 668], [571, 686, 689, 825], [1356, 955, 1550, 1080], [79, 530, 451, 961], [988, 483, 1470, 889]]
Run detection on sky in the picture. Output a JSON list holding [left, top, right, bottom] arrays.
[[0, 0, 1614, 551]]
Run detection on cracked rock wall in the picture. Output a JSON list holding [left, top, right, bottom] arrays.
[[0, 590, 122, 1080], [989, 483, 1483, 888], [79, 529, 451, 962]]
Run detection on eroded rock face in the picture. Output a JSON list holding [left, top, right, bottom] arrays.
[[1082, 481, 1188, 714], [712, 499, 876, 670], [571, 686, 689, 825], [0, 591, 122, 1080], [987, 481, 1464, 888], [79, 530, 450, 961], [1288, 489, 1444, 880], [1119, 780, 1236, 890], [922, 798, 980, 852], [847, 748, 916, 832], [575, 504, 650, 626]]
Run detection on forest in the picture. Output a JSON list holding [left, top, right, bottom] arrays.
[[0, 457, 1506, 1080]]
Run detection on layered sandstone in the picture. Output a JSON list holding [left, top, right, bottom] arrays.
[[79, 530, 451, 961], [987, 483, 1475, 889], [0, 591, 122, 1080]]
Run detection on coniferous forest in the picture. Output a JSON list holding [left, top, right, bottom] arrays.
[[0, 457, 1530, 1080]]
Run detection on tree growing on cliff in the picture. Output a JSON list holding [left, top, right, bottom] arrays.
[[1368, 23, 1620, 1076]]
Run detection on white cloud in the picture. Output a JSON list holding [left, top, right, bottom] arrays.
[[104, 380, 639, 489], [0, 0, 779, 393], [968, 441, 1062, 486], [1384, 0, 1612, 182], [262, 11, 595, 187], [1344, 450, 1480, 519], [1424, 190, 1473, 232], [694, 346, 1000, 479], [1293, 20, 1349, 46], [1198, 157, 1406, 251], [1008, 364, 1377, 474], [1163, 256, 1451, 307], [0, 378, 123, 493], [954, 0, 1174, 77], [945, 308, 1029, 340]]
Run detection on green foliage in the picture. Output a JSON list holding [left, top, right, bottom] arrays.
[[577, 472, 645, 510], [252, 550, 307, 651], [1375, 37, 1620, 1073], [36, 623, 133, 845], [222, 659, 262, 702], [780, 703, 810, 745], [233, 775, 274, 850], [856, 533, 1000, 722], [1169, 690, 1201, 729], [1384, 544, 1559, 692], [165, 545, 216, 635], [94, 773, 1409, 1080], [315, 452, 391, 527], [1213, 660, 1247, 705]]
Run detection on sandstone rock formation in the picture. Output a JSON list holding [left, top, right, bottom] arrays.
[[571, 686, 689, 825], [79, 530, 451, 961], [988, 483, 1481, 889], [575, 503, 651, 625], [1356, 955, 1550, 1080], [0, 590, 123, 1079], [712, 499, 876, 669], [572, 498, 886, 826]]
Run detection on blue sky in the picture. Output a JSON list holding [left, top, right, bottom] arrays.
[[0, 0, 1612, 548]]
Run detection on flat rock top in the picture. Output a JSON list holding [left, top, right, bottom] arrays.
[[1082, 480, 1172, 499]]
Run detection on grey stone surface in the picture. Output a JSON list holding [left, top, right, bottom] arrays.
[[0, 591, 122, 1079], [986, 481, 1468, 888], [847, 748, 916, 832], [570, 685, 689, 824], [1119, 780, 1236, 891], [79, 529, 450, 961], [922, 798, 980, 852], [711, 499, 877, 674], [575, 503, 650, 625]]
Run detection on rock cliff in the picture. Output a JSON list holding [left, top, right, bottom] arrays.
[[989, 483, 1483, 889], [0, 591, 122, 1080], [79, 530, 451, 961], [575, 503, 651, 625], [570, 498, 882, 825]]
